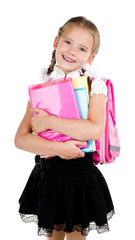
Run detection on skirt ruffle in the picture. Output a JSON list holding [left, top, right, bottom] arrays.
[[19, 153, 115, 237]]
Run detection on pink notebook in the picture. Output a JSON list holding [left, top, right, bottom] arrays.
[[28, 78, 87, 155]]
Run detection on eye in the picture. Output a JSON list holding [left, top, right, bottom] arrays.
[[80, 47, 86, 52], [65, 40, 71, 45]]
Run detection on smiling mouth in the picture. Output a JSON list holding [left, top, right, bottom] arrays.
[[62, 55, 76, 63]]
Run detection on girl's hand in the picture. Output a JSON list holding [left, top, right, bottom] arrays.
[[58, 140, 86, 160], [31, 108, 50, 134]]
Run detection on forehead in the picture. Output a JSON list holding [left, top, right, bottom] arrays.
[[62, 25, 94, 47]]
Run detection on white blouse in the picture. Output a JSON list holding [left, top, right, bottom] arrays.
[[41, 64, 107, 99]]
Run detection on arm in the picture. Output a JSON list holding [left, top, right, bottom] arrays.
[[14, 101, 60, 156], [32, 94, 106, 141], [14, 101, 86, 159]]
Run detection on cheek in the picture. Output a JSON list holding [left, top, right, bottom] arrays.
[[55, 46, 62, 59], [55, 50, 60, 63], [78, 55, 89, 64], [56, 45, 65, 59], [82, 53, 92, 63], [57, 41, 67, 51]]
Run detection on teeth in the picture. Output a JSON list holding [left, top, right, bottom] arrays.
[[63, 55, 75, 63]]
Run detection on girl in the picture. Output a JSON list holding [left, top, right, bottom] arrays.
[[15, 16, 115, 240]]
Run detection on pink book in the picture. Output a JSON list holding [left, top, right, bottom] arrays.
[[28, 78, 87, 157]]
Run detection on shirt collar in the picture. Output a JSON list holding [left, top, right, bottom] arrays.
[[50, 65, 82, 80], [42, 64, 98, 82]]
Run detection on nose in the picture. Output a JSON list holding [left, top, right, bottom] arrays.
[[68, 45, 77, 56]]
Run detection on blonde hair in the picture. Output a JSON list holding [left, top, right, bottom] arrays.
[[47, 16, 100, 75]]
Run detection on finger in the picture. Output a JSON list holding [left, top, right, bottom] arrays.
[[32, 128, 37, 134], [31, 117, 36, 127], [79, 150, 85, 158], [31, 118, 34, 127], [73, 151, 85, 159], [32, 108, 49, 116], [32, 108, 42, 114], [72, 140, 87, 146]]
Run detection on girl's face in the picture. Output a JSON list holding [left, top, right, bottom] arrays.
[[53, 26, 95, 75]]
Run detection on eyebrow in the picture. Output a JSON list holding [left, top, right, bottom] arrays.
[[62, 36, 89, 51]]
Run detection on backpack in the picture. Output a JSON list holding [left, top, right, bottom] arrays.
[[91, 78, 120, 164]]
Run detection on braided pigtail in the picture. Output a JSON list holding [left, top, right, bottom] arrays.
[[87, 76, 91, 93], [81, 68, 85, 75], [81, 68, 91, 93], [47, 50, 56, 75]]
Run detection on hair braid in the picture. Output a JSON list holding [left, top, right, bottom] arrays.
[[81, 68, 91, 93], [47, 50, 56, 75]]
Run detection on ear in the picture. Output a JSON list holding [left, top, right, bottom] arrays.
[[87, 54, 95, 64], [53, 36, 60, 50]]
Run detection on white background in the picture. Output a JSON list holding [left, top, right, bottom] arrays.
[[0, 0, 135, 239]]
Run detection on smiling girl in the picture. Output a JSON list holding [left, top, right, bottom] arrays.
[[53, 25, 95, 74], [15, 16, 114, 240]]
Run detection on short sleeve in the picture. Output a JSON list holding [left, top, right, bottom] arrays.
[[90, 77, 107, 100]]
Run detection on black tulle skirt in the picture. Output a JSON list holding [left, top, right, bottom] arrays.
[[19, 152, 115, 237]]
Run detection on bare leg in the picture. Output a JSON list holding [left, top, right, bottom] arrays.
[[66, 230, 86, 240], [46, 229, 66, 240]]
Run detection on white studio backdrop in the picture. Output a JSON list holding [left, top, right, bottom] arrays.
[[0, 0, 135, 239]]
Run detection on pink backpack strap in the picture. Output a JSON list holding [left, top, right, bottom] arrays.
[[106, 79, 116, 125]]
